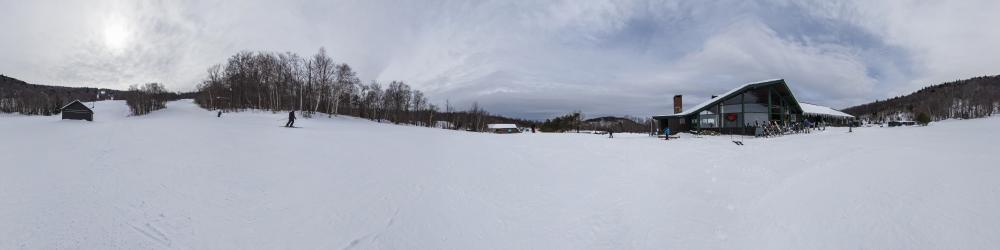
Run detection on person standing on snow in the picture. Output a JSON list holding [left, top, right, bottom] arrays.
[[285, 111, 296, 127]]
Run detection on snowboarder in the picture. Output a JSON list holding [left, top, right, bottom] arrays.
[[608, 129, 614, 138], [663, 128, 670, 141], [217, 110, 222, 118], [531, 124, 536, 133], [285, 111, 296, 127]]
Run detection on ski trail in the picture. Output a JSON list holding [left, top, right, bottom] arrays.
[[86, 120, 119, 170], [128, 222, 172, 247], [116, 200, 180, 249]]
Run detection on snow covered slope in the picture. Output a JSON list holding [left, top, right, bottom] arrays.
[[2, 100, 998, 249]]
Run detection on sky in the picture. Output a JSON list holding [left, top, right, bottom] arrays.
[[2, 0, 999, 120]]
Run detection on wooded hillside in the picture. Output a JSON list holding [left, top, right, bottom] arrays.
[[0, 75, 124, 115], [843, 75, 1000, 122], [194, 48, 537, 131], [583, 116, 652, 133]]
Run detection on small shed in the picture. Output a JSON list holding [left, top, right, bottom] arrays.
[[487, 124, 520, 134], [61, 100, 93, 121]]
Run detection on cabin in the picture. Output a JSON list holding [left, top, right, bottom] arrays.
[[61, 100, 93, 121], [487, 124, 520, 134]]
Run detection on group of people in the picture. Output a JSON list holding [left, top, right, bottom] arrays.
[[805, 120, 828, 131]]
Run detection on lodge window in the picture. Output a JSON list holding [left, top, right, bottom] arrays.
[[744, 103, 767, 113], [721, 104, 742, 113], [723, 94, 742, 105], [744, 113, 769, 127], [699, 107, 719, 128], [742, 87, 770, 126]]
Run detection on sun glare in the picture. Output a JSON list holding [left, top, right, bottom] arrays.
[[102, 19, 130, 52]]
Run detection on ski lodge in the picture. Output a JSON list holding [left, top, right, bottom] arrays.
[[61, 100, 93, 121], [652, 79, 854, 135]]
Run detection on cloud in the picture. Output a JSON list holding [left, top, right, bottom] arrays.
[[784, 0, 1000, 95], [1, 0, 998, 119], [659, 18, 877, 108]]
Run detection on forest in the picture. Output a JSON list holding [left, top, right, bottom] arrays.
[[582, 116, 653, 133], [538, 112, 652, 133], [125, 83, 175, 116], [843, 75, 1000, 123], [194, 48, 536, 131], [1, 74, 190, 116], [0, 75, 124, 115]]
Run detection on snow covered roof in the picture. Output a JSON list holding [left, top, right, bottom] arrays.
[[654, 79, 791, 118], [800, 102, 855, 118], [487, 124, 518, 129], [60, 100, 87, 110], [60, 100, 93, 113]]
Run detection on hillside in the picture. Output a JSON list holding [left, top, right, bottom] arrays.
[[2, 100, 999, 249], [583, 116, 650, 133], [0, 75, 125, 115], [843, 75, 1000, 122]]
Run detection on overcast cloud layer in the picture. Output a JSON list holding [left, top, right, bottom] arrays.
[[2, 0, 999, 119]]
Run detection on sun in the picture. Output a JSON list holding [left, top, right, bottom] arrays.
[[102, 18, 131, 52]]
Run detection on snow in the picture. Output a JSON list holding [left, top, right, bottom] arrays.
[[2, 100, 999, 249], [800, 102, 855, 118]]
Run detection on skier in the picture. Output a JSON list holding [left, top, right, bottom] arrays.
[[663, 128, 670, 141], [608, 129, 614, 138], [217, 110, 222, 118], [531, 124, 536, 133], [285, 111, 296, 127]]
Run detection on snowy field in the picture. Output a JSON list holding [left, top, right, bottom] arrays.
[[2, 100, 999, 249]]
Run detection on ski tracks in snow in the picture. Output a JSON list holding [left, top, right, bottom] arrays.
[[341, 181, 423, 250], [115, 201, 187, 249], [128, 222, 172, 248], [342, 208, 401, 250], [85, 118, 122, 171]]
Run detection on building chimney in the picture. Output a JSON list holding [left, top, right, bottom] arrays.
[[673, 95, 683, 114]]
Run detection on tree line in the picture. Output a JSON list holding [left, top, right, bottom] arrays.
[[125, 83, 178, 116], [540, 112, 583, 132], [582, 116, 653, 133], [843, 75, 1000, 123], [0, 75, 125, 115], [194, 48, 537, 131], [1, 74, 192, 116], [538, 112, 652, 133]]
